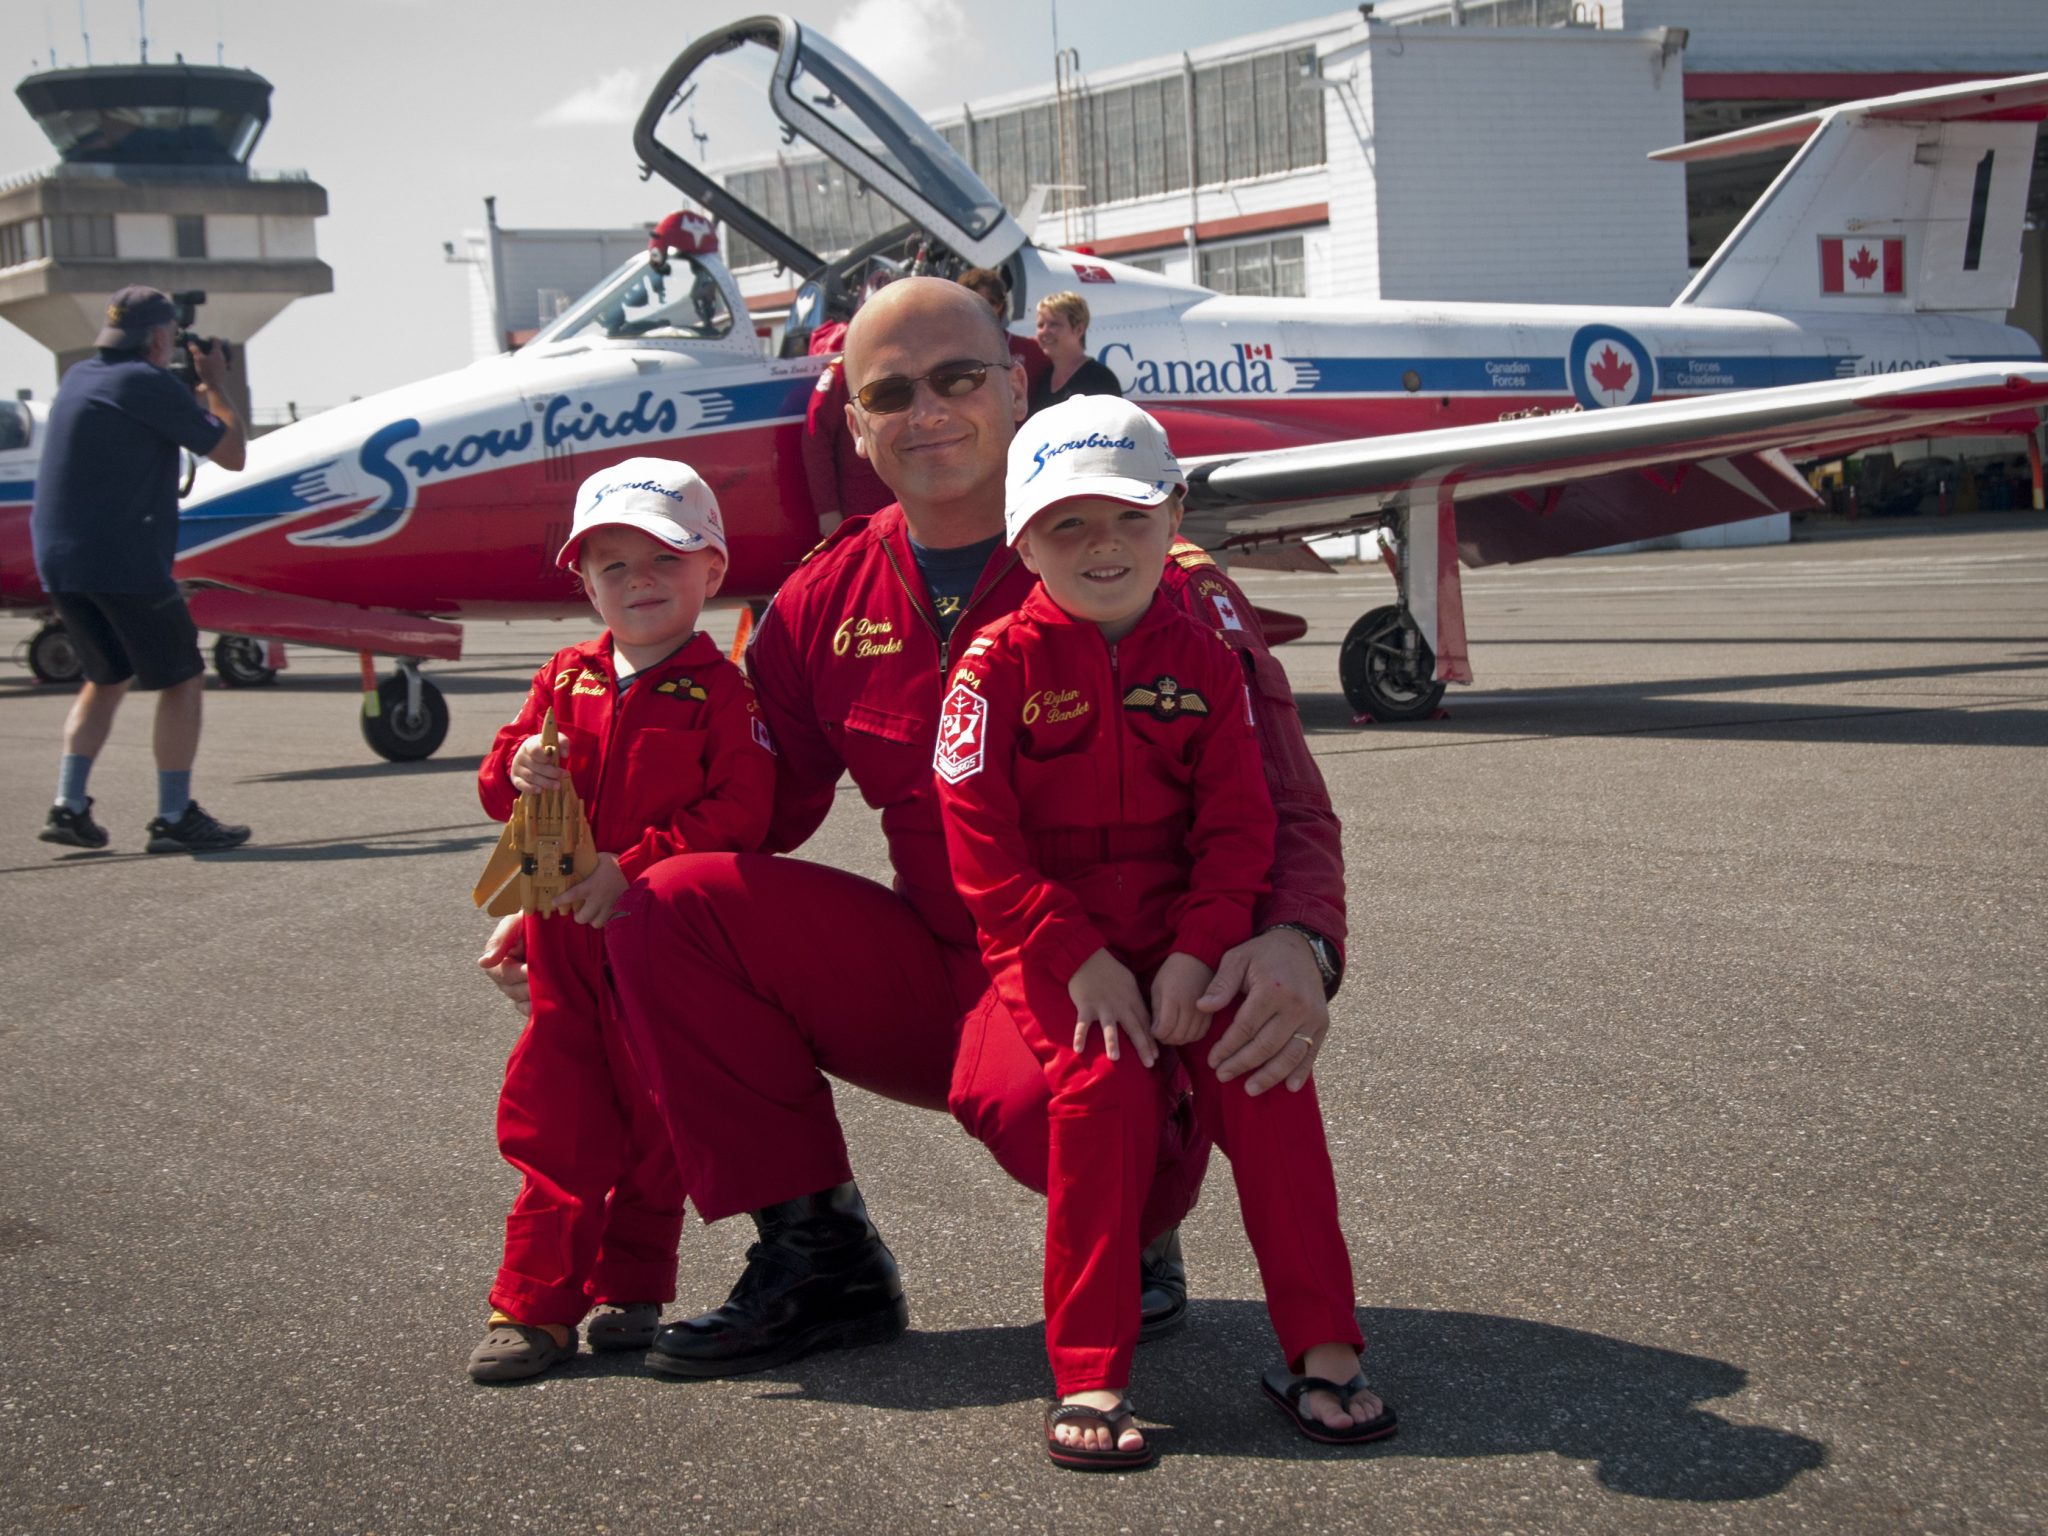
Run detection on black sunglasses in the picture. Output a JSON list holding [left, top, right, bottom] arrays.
[[852, 358, 1013, 415]]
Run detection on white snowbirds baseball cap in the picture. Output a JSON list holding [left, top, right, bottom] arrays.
[[556, 456, 728, 569], [1004, 395, 1187, 545]]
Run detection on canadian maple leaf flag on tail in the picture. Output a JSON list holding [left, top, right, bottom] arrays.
[[1819, 236, 1905, 295]]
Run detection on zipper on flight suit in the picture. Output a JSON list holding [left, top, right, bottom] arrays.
[[877, 537, 1019, 675], [1109, 640, 1124, 900]]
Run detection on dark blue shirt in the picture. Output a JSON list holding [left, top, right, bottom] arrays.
[[909, 531, 1003, 639], [31, 351, 225, 594]]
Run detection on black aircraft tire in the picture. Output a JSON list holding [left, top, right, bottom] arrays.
[[361, 674, 449, 761], [28, 621, 83, 686], [213, 634, 279, 688], [1338, 605, 1446, 722]]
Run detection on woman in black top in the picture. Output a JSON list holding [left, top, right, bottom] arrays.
[[1028, 290, 1124, 415]]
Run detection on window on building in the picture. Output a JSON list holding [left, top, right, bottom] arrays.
[[1199, 233, 1307, 297], [175, 214, 206, 259], [1192, 46, 1326, 188], [1288, 48, 1325, 171], [48, 213, 115, 259], [0, 217, 47, 269]]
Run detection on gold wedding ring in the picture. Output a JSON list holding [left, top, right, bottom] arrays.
[[1292, 1032, 1315, 1046]]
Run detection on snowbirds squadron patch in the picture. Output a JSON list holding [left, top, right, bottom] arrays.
[[935, 681, 989, 783]]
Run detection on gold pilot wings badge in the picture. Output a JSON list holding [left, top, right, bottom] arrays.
[[471, 708, 601, 917], [1122, 675, 1209, 722]]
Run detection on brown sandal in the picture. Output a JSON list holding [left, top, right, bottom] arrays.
[[467, 1321, 575, 1383], [1044, 1396, 1157, 1472]]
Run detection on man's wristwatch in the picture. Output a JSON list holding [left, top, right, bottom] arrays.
[[1262, 922, 1341, 1000]]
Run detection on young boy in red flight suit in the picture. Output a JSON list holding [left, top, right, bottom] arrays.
[[468, 456, 778, 1383], [935, 398, 1396, 1469]]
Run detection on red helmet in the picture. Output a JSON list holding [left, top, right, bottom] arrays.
[[651, 210, 718, 256]]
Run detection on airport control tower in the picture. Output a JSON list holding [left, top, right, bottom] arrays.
[[0, 59, 330, 415]]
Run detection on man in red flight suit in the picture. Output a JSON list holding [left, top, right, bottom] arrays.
[[485, 278, 1346, 1378], [800, 352, 896, 533], [937, 398, 1386, 1469], [468, 458, 778, 1383]]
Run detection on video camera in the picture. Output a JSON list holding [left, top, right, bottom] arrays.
[[165, 290, 235, 391]]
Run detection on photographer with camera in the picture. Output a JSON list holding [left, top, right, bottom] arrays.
[[32, 285, 252, 853]]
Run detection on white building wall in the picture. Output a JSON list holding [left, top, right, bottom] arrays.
[[258, 216, 317, 260], [1612, 0, 2048, 73], [1320, 39, 1383, 302], [113, 212, 172, 259], [207, 214, 262, 259], [1335, 24, 1689, 304]]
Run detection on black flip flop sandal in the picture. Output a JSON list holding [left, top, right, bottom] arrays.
[[1044, 1397, 1158, 1472], [1260, 1366, 1399, 1445]]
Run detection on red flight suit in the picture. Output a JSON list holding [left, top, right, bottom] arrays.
[[936, 585, 1360, 1393], [478, 630, 778, 1326], [800, 360, 895, 527], [602, 511, 1347, 1241]]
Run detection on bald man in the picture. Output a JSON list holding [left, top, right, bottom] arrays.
[[489, 279, 1349, 1377]]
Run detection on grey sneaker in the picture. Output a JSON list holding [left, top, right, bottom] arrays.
[[40, 799, 109, 850], [145, 801, 251, 854], [585, 1301, 662, 1351]]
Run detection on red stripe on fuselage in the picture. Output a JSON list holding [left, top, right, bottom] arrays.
[[174, 420, 817, 617]]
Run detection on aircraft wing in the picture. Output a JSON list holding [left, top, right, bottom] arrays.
[[1179, 363, 2048, 567]]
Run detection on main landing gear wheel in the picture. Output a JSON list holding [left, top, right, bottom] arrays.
[[212, 634, 278, 688], [361, 672, 449, 762], [27, 621, 83, 686], [1339, 605, 1446, 722]]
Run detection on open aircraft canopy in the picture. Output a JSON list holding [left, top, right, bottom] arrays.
[[632, 14, 1026, 277]]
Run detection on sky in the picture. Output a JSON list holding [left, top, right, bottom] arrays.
[[2, 0, 1359, 412]]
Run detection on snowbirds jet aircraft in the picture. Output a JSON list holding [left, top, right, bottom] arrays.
[[40, 15, 2047, 759]]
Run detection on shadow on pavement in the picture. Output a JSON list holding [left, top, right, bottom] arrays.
[[207, 830, 497, 863], [1297, 652, 2048, 750], [238, 754, 485, 784], [742, 1302, 1824, 1502], [0, 824, 495, 875]]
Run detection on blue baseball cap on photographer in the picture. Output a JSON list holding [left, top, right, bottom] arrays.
[[95, 286, 177, 350]]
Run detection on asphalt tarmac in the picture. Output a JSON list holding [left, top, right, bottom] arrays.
[[2, 517, 2044, 1535]]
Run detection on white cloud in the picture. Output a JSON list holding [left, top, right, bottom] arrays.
[[829, 0, 978, 107], [535, 68, 647, 127]]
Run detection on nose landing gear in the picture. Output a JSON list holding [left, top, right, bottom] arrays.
[[212, 634, 279, 688], [25, 620, 83, 685], [360, 657, 449, 762]]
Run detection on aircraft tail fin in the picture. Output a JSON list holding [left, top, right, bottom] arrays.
[[1657, 73, 2048, 317]]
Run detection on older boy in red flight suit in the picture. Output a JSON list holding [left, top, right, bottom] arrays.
[[468, 457, 777, 1383], [936, 399, 1394, 1470]]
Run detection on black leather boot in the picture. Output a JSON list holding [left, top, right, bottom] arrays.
[[1137, 1226, 1188, 1341], [646, 1181, 909, 1378]]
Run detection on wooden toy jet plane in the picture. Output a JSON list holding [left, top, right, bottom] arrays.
[[472, 710, 598, 917]]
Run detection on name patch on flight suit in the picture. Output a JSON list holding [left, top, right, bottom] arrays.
[[1123, 675, 1209, 722], [833, 615, 904, 659], [559, 666, 607, 698], [934, 680, 988, 783], [1023, 687, 1090, 725]]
